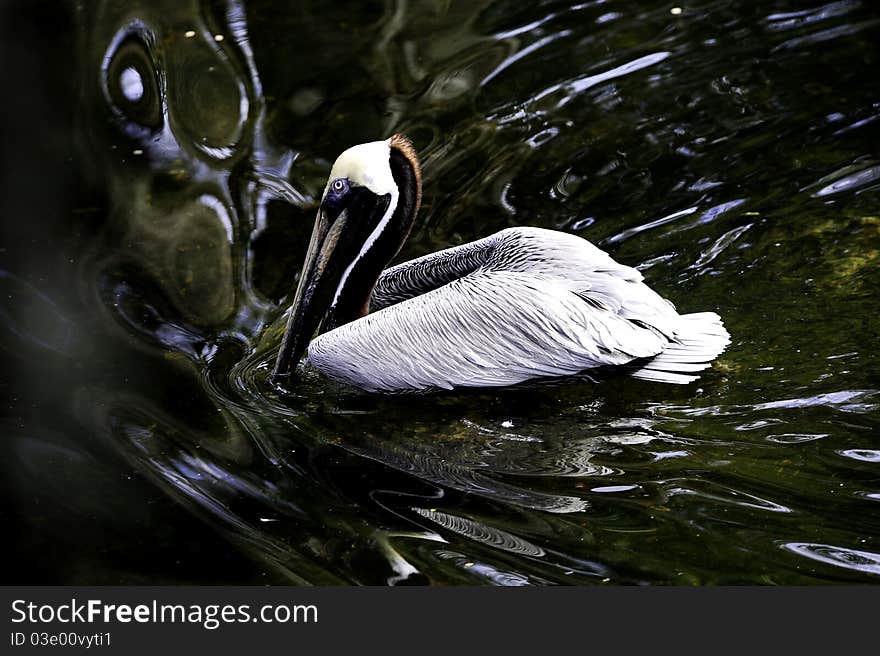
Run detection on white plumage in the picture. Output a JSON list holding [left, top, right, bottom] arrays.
[[307, 227, 730, 391], [324, 139, 397, 197]]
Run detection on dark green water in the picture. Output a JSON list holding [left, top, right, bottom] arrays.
[[2, 0, 879, 584]]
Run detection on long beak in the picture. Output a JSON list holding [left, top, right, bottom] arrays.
[[272, 205, 346, 379]]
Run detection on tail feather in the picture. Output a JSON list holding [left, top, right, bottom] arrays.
[[630, 312, 730, 384]]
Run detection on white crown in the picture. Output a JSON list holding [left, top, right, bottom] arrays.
[[324, 138, 396, 198]]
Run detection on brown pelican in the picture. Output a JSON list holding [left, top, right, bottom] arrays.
[[273, 134, 730, 392]]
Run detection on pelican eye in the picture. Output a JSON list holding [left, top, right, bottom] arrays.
[[323, 177, 351, 214]]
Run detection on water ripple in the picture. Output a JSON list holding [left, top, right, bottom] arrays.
[[666, 390, 879, 417], [344, 443, 589, 514], [495, 51, 671, 121], [754, 390, 878, 413], [689, 223, 753, 271], [413, 508, 546, 557], [0, 270, 76, 356], [43, 0, 880, 586], [809, 164, 880, 197], [664, 479, 793, 513], [838, 449, 880, 463], [771, 19, 880, 52], [674, 199, 748, 232], [765, 433, 829, 444], [605, 206, 698, 245], [481, 31, 571, 87], [766, 1, 862, 31], [782, 542, 880, 576], [434, 550, 531, 586]]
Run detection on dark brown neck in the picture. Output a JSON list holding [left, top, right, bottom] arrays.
[[321, 138, 422, 332]]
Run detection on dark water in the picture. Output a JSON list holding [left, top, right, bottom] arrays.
[[2, 0, 879, 584]]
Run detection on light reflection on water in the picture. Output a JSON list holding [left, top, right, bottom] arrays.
[[3, 0, 879, 584]]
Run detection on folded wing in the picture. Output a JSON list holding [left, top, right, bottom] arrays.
[[310, 227, 729, 391], [310, 270, 679, 391]]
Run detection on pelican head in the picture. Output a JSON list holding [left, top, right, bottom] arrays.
[[273, 134, 422, 378]]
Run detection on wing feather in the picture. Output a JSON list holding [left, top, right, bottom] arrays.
[[308, 270, 670, 391], [307, 227, 729, 392]]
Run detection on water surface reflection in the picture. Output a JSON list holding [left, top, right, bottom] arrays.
[[3, 0, 879, 584]]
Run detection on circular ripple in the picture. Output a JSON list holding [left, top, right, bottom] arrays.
[[413, 507, 545, 557], [102, 25, 163, 131], [838, 449, 880, 463], [782, 542, 880, 576]]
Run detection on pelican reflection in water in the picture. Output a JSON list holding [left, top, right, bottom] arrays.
[[274, 135, 730, 392]]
